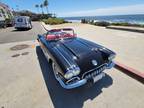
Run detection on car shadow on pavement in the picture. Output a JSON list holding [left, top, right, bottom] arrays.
[[36, 46, 113, 108], [11, 29, 31, 32]]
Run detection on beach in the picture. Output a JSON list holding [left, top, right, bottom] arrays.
[[50, 23, 144, 73]]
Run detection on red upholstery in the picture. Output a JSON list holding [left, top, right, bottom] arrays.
[[46, 28, 76, 40], [46, 34, 75, 40], [46, 35, 57, 40]]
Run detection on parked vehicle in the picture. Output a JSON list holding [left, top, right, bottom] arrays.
[[14, 16, 32, 30], [0, 18, 14, 28], [37, 28, 116, 89]]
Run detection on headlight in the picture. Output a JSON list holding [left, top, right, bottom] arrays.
[[64, 65, 80, 79], [108, 54, 116, 61], [64, 72, 74, 79], [72, 66, 80, 76]]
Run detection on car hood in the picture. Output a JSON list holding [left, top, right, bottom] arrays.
[[54, 38, 106, 75]]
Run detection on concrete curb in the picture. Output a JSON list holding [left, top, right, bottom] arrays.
[[115, 61, 144, 83], [41, 22, 48, 31], [41, 22, 51, 31], [106, 26, 144, 33]]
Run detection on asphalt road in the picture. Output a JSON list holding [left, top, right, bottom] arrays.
[[0, 22, 46, 44]]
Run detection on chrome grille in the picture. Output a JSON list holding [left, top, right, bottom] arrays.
[[82, 64, 107, 79]]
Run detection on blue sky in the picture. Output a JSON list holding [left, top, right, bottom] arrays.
[[2, 0, 144, 17]]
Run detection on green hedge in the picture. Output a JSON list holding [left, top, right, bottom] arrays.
[[94, 21, 110, 27], [42, 18, 67, 25], [111, 22, 144, 27], [81, 19, 89, 23], [81, 19, 110, 27]]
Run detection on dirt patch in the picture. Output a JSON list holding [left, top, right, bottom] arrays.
[[10, 44, 29, 51], [21, 52, 29, 56], [11, 54, 20, 58]]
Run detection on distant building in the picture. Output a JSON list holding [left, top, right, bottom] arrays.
[[0, 2, 13, 20], [0, 2, 13, 27]]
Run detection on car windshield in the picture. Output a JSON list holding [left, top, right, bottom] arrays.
[[46, 29, 76, 40], [17, 18, 23, 22]]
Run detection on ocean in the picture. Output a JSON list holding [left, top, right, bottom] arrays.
[[61, 14, 144, 24]]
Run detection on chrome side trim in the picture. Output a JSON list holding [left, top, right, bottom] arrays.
[[41, 46, 49, 61], [57, 77, 87, 89]]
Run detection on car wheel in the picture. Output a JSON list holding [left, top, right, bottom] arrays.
[[30, 24, 32, 29], [52, 62, 59, 81], [3, 25, 6, 28]]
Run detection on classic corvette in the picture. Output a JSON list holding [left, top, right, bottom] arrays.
[[37, 28, 116, 89]]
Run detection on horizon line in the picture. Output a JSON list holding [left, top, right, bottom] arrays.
[[58, 4, 144, 17], [59, 13, 144, 18]]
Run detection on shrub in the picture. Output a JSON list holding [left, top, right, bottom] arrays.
[[81, 19, 88, 24], [94, 21, 110, 27], [111, 22, 130, 26], [111, 22, 144, 27], [42, 18, 66, 25], [89, 20, 94, 24]]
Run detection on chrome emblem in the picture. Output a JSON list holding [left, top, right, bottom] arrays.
[[92, 60, 98, 66]]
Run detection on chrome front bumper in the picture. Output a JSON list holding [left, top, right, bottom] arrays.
[[106, 61, 115, 69], [57, 61, 115, 89], [57, 77, 87, 89]]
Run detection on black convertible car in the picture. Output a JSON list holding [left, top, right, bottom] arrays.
[[37, 28, 116, 89]]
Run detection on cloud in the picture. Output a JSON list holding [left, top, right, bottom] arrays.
[[59, 4, 144, 17]]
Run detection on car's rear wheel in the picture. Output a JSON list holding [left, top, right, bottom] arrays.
[[29, 24, 32, 29]]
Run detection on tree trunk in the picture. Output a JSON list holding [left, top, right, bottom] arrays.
[[46, 6, 48, 14], [41, 8, 44, 14], [37, 8, 39, 14]]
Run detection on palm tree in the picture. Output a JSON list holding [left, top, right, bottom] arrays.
[[40, 4, 44, 14], [35, 4, 39, 13], [43, 0, 49, 14]]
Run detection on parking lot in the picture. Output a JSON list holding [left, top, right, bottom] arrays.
[[0, 22, 144, 108]]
